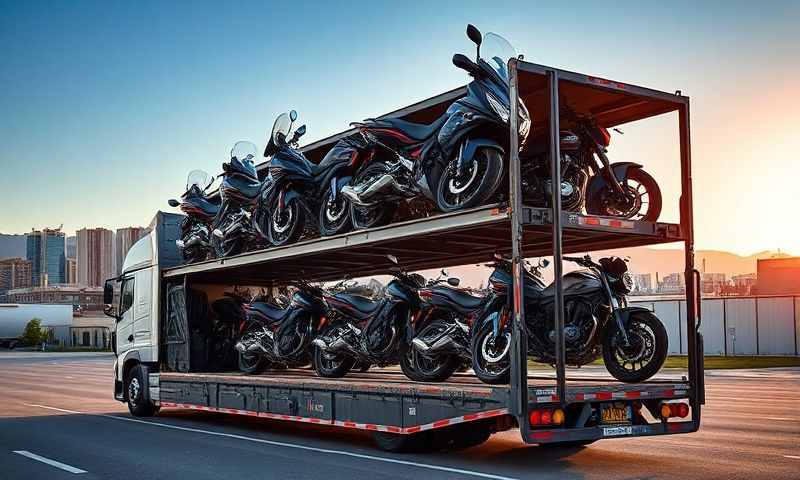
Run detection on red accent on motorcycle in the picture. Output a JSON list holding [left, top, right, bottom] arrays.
[[598, 127, 611, 147], [278, 189, 285, 211]]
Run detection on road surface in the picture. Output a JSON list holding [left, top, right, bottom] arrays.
[[0, 352, 797, 479]]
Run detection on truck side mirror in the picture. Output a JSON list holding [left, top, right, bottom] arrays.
[[103, 279, 115, 304]]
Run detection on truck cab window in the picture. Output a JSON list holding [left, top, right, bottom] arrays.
[[120, 278, 135, 315]]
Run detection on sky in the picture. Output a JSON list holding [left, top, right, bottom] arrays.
[[1, 0, 798, 255]]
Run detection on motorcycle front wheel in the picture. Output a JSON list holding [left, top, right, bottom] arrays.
[[268, 197, 306, 246], [602, 311, 668, 383], [436, 148, 503, 212], [471, 321, 511, 385], [588, 168, 662, 222], [318, 184, 352, 236]]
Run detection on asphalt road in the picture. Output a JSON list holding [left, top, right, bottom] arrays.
[[0, 352, 798, 479]]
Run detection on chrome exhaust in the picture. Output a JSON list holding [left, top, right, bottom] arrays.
[[412, 335, 456, 353], [341, 174, 396, 206], [312, 336, 348, 352]]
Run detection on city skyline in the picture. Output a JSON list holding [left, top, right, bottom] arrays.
[[1, 2, 799, 255]]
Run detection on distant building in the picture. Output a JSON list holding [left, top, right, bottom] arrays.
[[630, 273, 652, 294], [658, 272, 685, 294], [729, 273, 757, 295], [26, 227, 66, 287], [67, 258, 78, 284], [115, 227, 147, 275], [701, 273, 726, 295], [0, 258, 32, 294], [753, 257, 800, 295], [3, 285, 105, 311], [66, 235, 77, 259], [77, 228, 115, 287]]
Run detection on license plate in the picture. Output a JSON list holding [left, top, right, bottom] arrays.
[[600, 403, 632, 425]]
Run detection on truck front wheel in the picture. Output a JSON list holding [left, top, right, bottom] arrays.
[[126, 364, 158, 417]]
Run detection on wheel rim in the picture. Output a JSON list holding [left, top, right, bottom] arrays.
[[128, 377, 140, 407], [609, 319, 657, 372], [272, 204, 294, 234], [600, 178, 651, 220], [481, 331, 511, 363], [324, 195, 348, 229], [440, 156, 487, 208]]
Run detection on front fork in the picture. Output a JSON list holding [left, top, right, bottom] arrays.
[[594, 146, 628, 197]]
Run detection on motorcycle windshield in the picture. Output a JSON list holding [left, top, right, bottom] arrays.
[[271, 113, 292, 146], [480, 32, 517, 84], [229, 141, 258, 178], [186, 169, 211, 191]]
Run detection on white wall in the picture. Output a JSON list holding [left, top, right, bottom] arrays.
[[0, 304, 73, 338]]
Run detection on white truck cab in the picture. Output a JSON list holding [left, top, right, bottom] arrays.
[[104, 212, 182, 414]]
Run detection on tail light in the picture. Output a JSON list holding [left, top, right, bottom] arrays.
[[661, 401, 690, 419], [529, 408, 565, 427]]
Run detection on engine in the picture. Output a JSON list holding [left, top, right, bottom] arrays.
[[527, 297, 603, 366], [522, 153, 588, 212]]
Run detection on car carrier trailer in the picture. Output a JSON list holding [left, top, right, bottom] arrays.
[[105, 58, 703, 451]]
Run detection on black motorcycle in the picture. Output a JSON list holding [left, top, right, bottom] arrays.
[[234, 280, 328, 374], [311, 255, 426, 378], [259, 111, 364, 245], [471, 254, 668, 384], [402, 271, 487, 382], [211, 141, 262, 257], [168, 170, 219, 263], [342, 25, 530, 229], [522, 106, 662, 221]]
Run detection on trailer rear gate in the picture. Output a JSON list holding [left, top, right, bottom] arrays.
[[156, 58, 702, 447]]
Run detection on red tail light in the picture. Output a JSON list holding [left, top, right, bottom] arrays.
[[529, 408, 565, 427]]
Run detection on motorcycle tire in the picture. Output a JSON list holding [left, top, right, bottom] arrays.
[[238, 351, 268, 375], [406, 321, 461, 382], [587, 168, 662, 222], [318, 184, 352, 237], [602, 310, 668, 383], [312, 325, 355, 378], [471, 321, 511, 385], [268, 197, 306, 246], [435, 147, 504, 213], [399, 344, 424, 382], [349, 162, 398, 230]]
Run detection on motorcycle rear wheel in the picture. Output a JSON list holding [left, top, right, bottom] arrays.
[[312, 325, 355, 378], [436, 148, 504, 212], [350, 162, 399, 230], [602, 311, 668, 383], [405, 321, 461, 382], [238, 351, 268, 375]]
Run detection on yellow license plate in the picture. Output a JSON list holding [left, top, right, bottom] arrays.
[[600, 404, 632, 424]]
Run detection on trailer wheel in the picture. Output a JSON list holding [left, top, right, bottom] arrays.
[[372, 431, 431, 453], [126, 364, 158, 417], [431, 423, 492, 451]]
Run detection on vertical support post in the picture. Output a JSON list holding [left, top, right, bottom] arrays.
[[548, 70, 566, 405], [679, 100, 703, 415], [508, 59, 529, 434]]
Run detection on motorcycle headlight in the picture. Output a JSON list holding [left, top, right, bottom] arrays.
[[485, 92, 510, 123], [616, 272, 634, 294]]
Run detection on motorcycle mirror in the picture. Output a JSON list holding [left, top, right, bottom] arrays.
[[167, 199, 180, 207], [493, 252, 503, 260], [441, 269, 448, 277], [447, 277, 460, 287], [386, 254, 399, 264], [289, 110, 298, 122], [466, 24, 482, 47], [295, 124, 307, 138], [613, 128, 624, 135], [539, 258, 550, 268], [452, 54, 481, 76]]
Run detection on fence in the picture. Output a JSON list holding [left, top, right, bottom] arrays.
[[630, 296, 800, 356]]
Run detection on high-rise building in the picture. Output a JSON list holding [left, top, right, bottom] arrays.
[[26, 227, 66, 287], [66, 235, 77, 259], [0, 257, 32, 294], [115, 227, 147, 275], [77, 228, 115, 287], [67, 258, 78, 284]]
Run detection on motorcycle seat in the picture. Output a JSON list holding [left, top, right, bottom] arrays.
[[248, 302, 291, 323], [364, 113, 449, 141], [431, 286, 485, 312], [332, 293, 381, 316]]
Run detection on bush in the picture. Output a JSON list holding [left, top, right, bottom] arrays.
[[21, 318, 48, 347]]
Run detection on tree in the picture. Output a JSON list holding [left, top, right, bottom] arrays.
[[21, 318, 48, 347]]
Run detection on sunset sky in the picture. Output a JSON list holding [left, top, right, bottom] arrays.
[[1, 1, 798, 255]]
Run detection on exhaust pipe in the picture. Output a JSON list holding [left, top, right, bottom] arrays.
[[312, 336, 348, 352], [341, 174, 396, 206], [412, 335, 456, 353]]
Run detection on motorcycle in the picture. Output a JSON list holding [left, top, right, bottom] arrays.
[[259, 111, 367, 245], [471, 254, 668, 384], [311, 255, 426, 378], [521, 106, 662, 221], [211, 141, 262, 257], [342, 24, 531, 229], [234, 280, 328, 374], [168, 170, 219, 263], [401, 271, 488, 382]]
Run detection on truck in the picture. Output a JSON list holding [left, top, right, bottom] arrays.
[[104, 58, 704, 452]]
